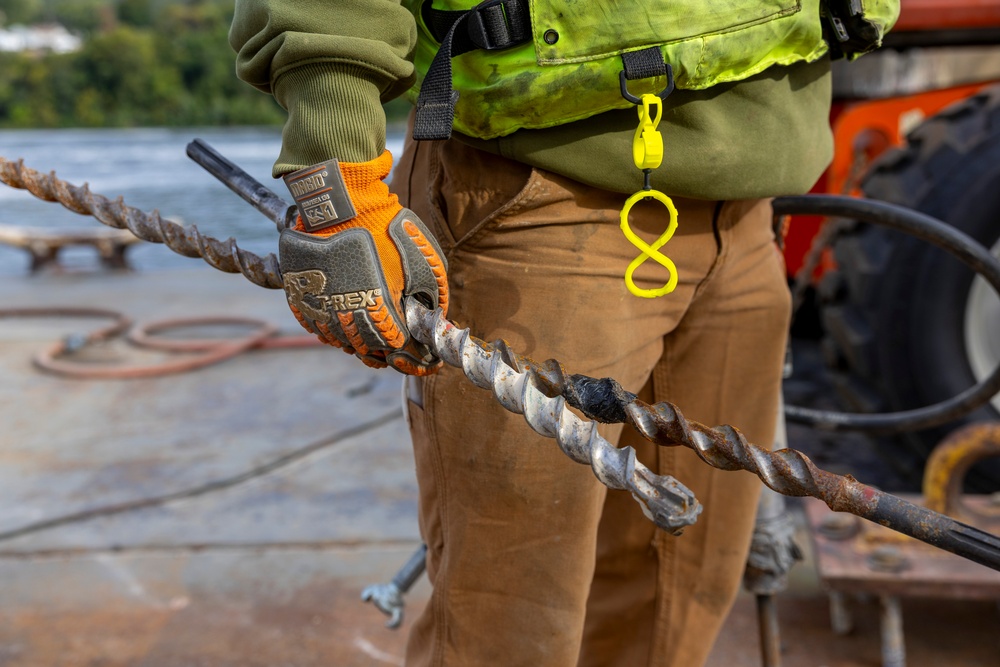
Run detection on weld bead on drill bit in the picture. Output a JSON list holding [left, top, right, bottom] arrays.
[[0, 158, 283, 289], [529, 360, 832, 501], [406, 301, 702, 535]]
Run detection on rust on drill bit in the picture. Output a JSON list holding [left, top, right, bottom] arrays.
[[0, 157, 283, 289]]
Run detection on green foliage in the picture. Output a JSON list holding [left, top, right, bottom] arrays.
[[44, 0, 111, 34], [0, 0, 288, 128], [0, 0, 43, 26], [118, 0, 154, 27]]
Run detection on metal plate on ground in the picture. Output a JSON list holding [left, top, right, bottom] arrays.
[[804, 495, 1000, 599]]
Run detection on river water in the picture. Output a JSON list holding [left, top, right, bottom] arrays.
[[0, 126, 406, 275]]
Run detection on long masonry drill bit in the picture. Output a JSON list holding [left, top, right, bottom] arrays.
[[403, 299, 702, 534], [623, 393, 1000, 570], [0, 153, 702, 536], [404, 303, 1000, 572], [5, 147, 1000, 572], [0, 157, 282, 289]]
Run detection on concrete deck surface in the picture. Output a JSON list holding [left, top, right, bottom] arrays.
[[1, 266, 997, 666]]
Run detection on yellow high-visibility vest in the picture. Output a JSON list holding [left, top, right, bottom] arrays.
[[406, 0, 898, 139]]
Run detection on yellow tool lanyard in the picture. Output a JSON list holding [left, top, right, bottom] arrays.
[[620, 94, 678, 298]]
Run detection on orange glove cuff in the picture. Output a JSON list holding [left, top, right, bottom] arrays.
[[293, 150, 405, 296]]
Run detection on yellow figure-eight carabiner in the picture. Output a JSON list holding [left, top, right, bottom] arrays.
[[620, 94, 679, 298], [620, 190, 679, 298]]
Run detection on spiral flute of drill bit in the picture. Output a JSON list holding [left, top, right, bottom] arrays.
[[0, 158, 283, 290], [405, 300, 702, 535], [8, 149, 998, 570], [521, 365, 928, 511], [407, 301, 1000, 571], [0, 155, 702, 534], [404, 297, 836, 507]]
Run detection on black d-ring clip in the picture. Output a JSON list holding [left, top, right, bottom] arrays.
[[619, 47, 675, 105], [620, 64, 674, 105]]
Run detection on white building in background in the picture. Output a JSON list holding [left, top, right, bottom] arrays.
[[0, 24, 82, 54]]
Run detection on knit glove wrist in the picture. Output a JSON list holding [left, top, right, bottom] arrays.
[[279, 151, 449, 375]]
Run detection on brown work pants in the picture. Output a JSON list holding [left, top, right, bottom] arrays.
[[391, 135, 790, 667]]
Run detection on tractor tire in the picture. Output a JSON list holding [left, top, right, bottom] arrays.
[[819, 84, 1000, 491]]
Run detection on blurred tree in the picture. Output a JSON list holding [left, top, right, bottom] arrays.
[[0, 0, 42, 25], [0, 0, 290, 128], [118, 0, 154, 27], [76, 25, 182, 124], [38, 0, 109, 33]]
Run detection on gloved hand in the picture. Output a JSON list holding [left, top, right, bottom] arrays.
[[278, 151, 449, 375]]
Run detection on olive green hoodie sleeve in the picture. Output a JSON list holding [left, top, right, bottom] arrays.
[[229, 0, 417, 175]]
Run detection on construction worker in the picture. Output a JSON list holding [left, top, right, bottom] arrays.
[[230, 1, 898, 665]]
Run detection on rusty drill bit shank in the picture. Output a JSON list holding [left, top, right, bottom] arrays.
[[0, 157, 282, 289]]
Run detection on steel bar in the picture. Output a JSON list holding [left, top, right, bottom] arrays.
[[403, 300, 702, 534], [744, 488, 802, 595], [744, 403, 802, 598], [185, 139, 297, 232], [0, 152, 702, 536], [756, 594, 782, 667], [391, 543, 428, 595], [0, 157, 283, 289], [5, 150, 1000, 572], [879, 596, 906, 667]]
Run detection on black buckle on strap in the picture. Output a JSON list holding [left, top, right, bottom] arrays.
[[414, 0, 531, 141], [466, 0, 530, 51], [423, 0, 530, 52]]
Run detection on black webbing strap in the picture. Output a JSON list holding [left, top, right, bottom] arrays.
[[413, 0, 531, 141], [621, 47, 669, 81], [619, 47, 674, 104], [424, 6, 466, 43]]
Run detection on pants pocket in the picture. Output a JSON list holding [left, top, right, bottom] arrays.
[[424, 139, 537, 253]]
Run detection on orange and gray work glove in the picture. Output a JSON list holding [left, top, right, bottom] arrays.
[[278, 151, 449, 376]]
